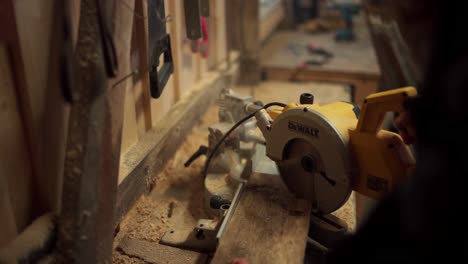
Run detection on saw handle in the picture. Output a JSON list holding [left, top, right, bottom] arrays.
[[350, 87, 417, 200], [355, 87, 417, 135]]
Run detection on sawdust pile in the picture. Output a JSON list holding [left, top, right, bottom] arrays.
[[113, 106, 219, 263]]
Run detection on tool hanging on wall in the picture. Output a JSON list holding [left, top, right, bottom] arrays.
[[148, 0, 174, 98], [184, 0, 210, 57], [190, 16, 209, 58]]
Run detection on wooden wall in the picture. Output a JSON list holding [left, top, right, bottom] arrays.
[[0, 0, 228, 248], [118, 0, 228, 183]]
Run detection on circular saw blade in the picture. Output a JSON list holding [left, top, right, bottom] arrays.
[[278, 138, 351, 214]]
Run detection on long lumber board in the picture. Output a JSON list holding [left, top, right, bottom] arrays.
[[115, 54, 239, 227], [212, 172, 311, 264]]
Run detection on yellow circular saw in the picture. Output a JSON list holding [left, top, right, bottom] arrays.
[[253, 87, 417, 214]]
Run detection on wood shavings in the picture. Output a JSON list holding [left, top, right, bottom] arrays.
[[113, 107, 218, 263]]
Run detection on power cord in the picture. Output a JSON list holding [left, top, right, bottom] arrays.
[[203, 102, 287, 179]]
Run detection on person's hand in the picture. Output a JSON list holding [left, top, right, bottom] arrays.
[[394, 111, 416, 144], [231, 258, 249, 264]]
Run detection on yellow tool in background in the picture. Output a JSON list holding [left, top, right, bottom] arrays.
[[254, 87, 417, 213]]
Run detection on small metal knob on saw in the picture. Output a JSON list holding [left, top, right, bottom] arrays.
[[300, 93, 314, 104]]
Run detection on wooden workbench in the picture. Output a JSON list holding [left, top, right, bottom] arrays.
[[113, 81, 356, 263], [260, 16, 381, 105], [211, 173, 311, 264]]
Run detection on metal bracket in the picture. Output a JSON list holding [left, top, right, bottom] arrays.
[[160, 183, 245, 253], [159, 219, 219, 253]]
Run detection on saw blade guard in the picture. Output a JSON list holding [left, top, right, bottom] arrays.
[[264, 105, 357, 214]]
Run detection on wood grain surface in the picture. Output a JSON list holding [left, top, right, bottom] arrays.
[[212, 173, 311, 264]]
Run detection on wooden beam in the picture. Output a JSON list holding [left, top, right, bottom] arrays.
[[133, 0, 153, 131], [56, 0, 131, 262], [211, 172, 311, 264], [115, 55, 239, 227], [259, 0, 286, 43], [226, 0, 260, 85]]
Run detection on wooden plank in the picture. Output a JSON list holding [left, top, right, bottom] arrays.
[[118, 0, 140, 182], [13, 0, 55, 126], [215, 0, 227, 66], [1, 0, 42, 231], [207, 0, 218, 69], [36, 0, 72, 215], [212, 172, 311, 264], [227, 0, 260, 85], [14, 0, 72, 220], [133, 0, 153, 131], [241, 0, 260, 85], [120, 80, 140, 162], [115, 56, 239, 227], [0, 44, 30, 247], [56, 0, 130, 261], [166, 0, 181, 101]]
